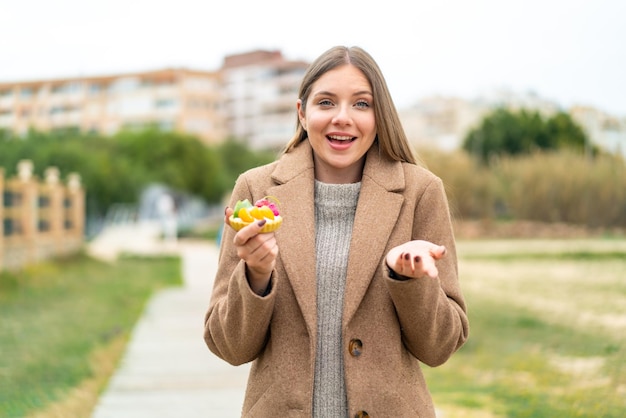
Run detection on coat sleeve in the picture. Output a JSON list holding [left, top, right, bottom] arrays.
[[386, 175, 469, 367], [203, 174, 276, 366]]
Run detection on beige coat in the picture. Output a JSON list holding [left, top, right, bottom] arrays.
[[204, 141, 469, 417]]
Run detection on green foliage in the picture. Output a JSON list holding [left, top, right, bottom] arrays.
[[463, 108, 591, 163], [546, 111, 588, 150], [0, 129, 277, 218], [0, 253, 182, 417], [112, 128, 227, 202], [216, 137, 278, 188]]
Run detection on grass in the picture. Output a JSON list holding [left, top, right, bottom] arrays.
[[425, 239, 626, 417], [0, 252, 182, 418], [421, 149, 626, 229], [1, 237, 624, 417]]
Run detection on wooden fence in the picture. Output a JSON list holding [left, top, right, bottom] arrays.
[[1, 160, 84, 271]]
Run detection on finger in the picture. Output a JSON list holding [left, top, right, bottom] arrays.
[[430, 245, 447, 260], [421, 258, 439, 279], [256, 236, 278, 263], [400, 252, 410, 274], [246, 234, 278, 272], [412, 255, 421, 274], [234, 219, 269, 246], [224, 207, 233, 226], [409, 253, 416, 273]]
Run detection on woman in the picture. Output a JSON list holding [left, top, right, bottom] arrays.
[[204, 46, 469, 418]]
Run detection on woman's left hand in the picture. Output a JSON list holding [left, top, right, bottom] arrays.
[[385, 240, 447, 279]]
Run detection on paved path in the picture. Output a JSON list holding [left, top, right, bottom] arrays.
[[91, 241, 250, 418]]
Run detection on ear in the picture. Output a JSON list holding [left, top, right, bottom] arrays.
[[296, 99, 307, 130]]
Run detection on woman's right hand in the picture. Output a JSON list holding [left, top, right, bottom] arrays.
[[225, 207, 278, 295]]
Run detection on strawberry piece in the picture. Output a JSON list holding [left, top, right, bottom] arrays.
[[255, 198, 270, 207], [268, 203, 279, 216]]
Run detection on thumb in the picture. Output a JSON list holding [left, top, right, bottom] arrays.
[[430, 245, 447, 260]]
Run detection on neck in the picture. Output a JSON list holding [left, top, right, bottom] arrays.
[[313, 155, 365, 184]]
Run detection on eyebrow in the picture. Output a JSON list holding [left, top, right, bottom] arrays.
[[312, 90, 373, 98]]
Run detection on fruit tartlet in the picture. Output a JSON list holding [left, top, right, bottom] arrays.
[[228, 197, 282, 233]]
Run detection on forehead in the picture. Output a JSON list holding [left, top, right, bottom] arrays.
[[311, 64, 372, 95]]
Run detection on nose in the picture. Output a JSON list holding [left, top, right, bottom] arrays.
[[332, 104, 352, 125]]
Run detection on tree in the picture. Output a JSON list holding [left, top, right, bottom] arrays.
[[0, 129, 278, 219], [545, 111, 588, 152], [463, 108, 591, 163], [216, 137, 278, 186], [113, 128, 227, 203]]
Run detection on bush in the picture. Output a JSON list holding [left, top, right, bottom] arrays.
[[423, 149, 626, 229]]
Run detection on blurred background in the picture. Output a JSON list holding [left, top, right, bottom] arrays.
[[1, 1, 625, 417]]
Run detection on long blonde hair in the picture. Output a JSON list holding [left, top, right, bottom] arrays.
[[283, 46, 418, 165]]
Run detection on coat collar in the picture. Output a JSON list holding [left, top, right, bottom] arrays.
[[270, 139, 405, 191], [267, 140, 406, 334]]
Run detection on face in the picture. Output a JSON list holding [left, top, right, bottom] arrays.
[[297, 64, 377, 183]]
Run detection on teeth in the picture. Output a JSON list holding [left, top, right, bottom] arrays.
[[328, 135, 353, 141]]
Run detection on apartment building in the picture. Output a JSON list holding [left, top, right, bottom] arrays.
[[0, 68, 227, 145], [221, 50, 309, 149], [570, 105, 626, 159], [399, 95, 482, 152]]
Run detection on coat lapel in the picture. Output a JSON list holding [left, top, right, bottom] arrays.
[[343, 145, 405, 325], [266, 141, 406, 336], [267, 142, 318, 336]]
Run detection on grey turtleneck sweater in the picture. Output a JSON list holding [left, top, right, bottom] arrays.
[[312, 180, 361, 418]]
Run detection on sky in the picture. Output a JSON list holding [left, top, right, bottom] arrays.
[[1, 0, 625, 116]]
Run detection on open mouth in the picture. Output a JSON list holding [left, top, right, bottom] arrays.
[[327, 134, 356, 143]]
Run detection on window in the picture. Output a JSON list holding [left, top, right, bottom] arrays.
[[38, 195, 51, 208], [3, 218, 22, 236], [20, 87, 34, 98], [155, 98, 177, 109], [51, 82, 82, 95], [89, 83, 102, 95], [38, 219, 51, 232], [3, 191, 22, 207], [109, 77, 141, 94]]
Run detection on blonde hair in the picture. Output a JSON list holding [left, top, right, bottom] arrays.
[[283, 46, 418, 165]]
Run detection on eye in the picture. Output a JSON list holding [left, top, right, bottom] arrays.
[[318, 99, 334, 107], [355, 100, 371, 109]]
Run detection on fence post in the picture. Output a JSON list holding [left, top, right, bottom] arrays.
[[67, 173, 84, 246], [44, 166, 63, 257], [18, 160, 38, 265]]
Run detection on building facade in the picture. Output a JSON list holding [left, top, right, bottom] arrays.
[[221, 50, 309, 149], [0, 68, 227, 145], [570, 105, 626, 159], [1, 53, 624, 156]]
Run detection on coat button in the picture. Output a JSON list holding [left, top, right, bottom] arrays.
[[354, 411, 370, 418], [349, 339, 363, 357]]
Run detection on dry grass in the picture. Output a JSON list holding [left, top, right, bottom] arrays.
[[26, 336, 127, 418], [422, 149, 626, 229], [427, 238, 626, 417]]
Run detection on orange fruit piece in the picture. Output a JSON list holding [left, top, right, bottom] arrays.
[[238, 207, 254, 222], [259, 206, 275, 220], [249, 206, 263, 220]]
